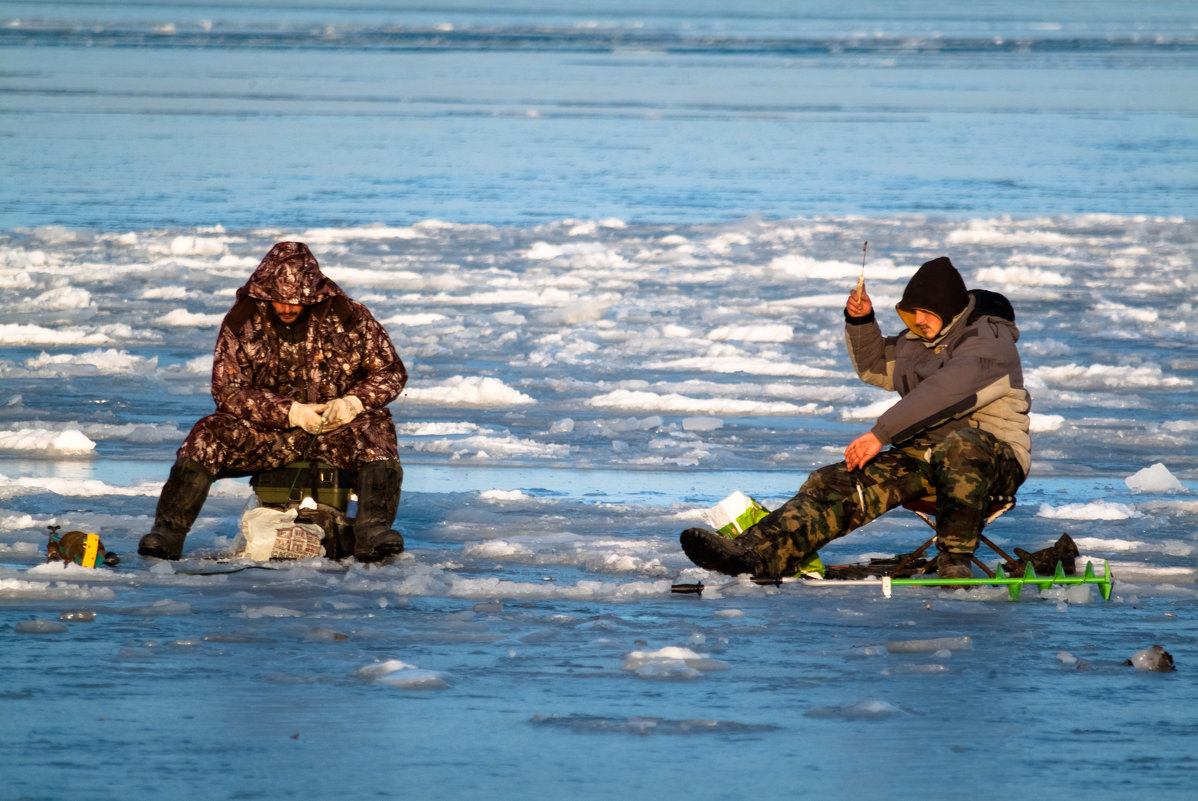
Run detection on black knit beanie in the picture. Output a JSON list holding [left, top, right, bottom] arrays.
[[896, 257, 969, 330]]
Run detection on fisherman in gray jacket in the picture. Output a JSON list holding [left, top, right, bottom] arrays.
[[680, 256, 1031, 579]]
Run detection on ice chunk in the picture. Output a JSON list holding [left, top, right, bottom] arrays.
[[1125, 463, 1186, 494], [884, 636, 973, 654], [358, 659, 417, 678], [621, 646, 730, 679], [530, 714, 777, 735], [359, 659, 450, 689], [124, 599, 192, 616], [376, 669, 450, 690], [242, 605, 304, 619], [882, 663, 950, 675], [804, 699, 904, 720], [15, 619, 69, 634]]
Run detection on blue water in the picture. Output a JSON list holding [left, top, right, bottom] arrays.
[[2, 4, 1197, 801], [2, 1, 1196, 230]]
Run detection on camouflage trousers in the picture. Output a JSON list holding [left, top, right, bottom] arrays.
[[177, 408, 400, 478], [743, 428, 1025, 577]]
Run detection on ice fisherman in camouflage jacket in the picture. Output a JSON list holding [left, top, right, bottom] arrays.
[[681, 256, 1031, 579], [138, 242, 408, 563]]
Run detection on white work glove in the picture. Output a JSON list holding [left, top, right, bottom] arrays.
[[321, 395, 364, 432], [288, 401, 327, 435]]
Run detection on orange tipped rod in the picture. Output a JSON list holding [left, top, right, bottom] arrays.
[[855, 241, 867, 301]]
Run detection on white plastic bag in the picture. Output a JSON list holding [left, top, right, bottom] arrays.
[[235, 507, 325, 561]]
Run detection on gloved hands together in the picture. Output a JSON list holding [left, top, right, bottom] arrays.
[[321, 395, 364, 431], [288, 401, 327, 435]]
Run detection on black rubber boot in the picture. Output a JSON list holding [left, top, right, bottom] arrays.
[[679, 528, 768, 577], [138, 458, 213, 560], [353, 459, 405, 563], [935, 550, 974, 579]]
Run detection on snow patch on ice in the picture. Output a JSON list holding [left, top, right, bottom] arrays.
[[706, 324, 793, 343], [0, 324, 112, 346], [22, 349, 157, 376], [300, 224, 427, 244], [0, 429, 95, 455], [158, 309, 224, 327], [169, 235, 228, 256], [1032, 363, 1192, 389], [478, 489, 531, 502], [384, 312, 448, 326], [34, 286, 94, 310], [1037, 501, 1139, 520], [945, 220, 1079, 247], [588, 390, 816, 416], [0, 473, 161, 497], [974, 265, 1070, 286], [645, 355, 840, 378], [403, 375, 535, 407], [0, 578, 117, 600], [1030, 412, 1064, 433]]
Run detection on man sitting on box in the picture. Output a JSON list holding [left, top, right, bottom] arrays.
[[138, 241, 407, 563], [680, 256, 1031, 580]]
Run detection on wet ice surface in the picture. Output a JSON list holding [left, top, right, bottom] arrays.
[[5, 538, 1196, 800], [2, 216, 1197, 799]]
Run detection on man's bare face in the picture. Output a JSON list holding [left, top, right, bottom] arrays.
[[270, 302, 304, 324], [912, 309, 943, 339]]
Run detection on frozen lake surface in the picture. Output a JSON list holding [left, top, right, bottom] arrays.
[[3, 217, 1196, 801], [2, 2, 1197, 799]]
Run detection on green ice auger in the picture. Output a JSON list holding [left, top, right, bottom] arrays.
[[883, 560, 1114, 601], [671, 560, 1115, 600]]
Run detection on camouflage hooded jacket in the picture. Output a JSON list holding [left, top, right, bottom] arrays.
[[845, 257, 1032, 476], [210, 242, 407, 429]]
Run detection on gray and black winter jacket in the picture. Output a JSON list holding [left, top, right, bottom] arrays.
[[844, 259, 1032, 477]]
